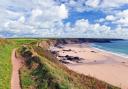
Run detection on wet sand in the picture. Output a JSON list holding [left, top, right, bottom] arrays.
[[52, 44, 128, 89]]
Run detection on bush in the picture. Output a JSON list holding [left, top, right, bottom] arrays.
[[19, 46, 32, 58]]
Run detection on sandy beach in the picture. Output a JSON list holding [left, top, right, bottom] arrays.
[[51, 43, 128, 89]]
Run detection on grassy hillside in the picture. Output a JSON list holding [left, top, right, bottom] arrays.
[[17, 43, 120, 89], [0, 38, 38, 89], [0, 45, 13, 89], [0, 38, 121, 89], [9, 38, 39, 45], [0, 38, 15, 89]]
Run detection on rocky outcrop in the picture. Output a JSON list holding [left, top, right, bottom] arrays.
[[37, 39, 57, 49]]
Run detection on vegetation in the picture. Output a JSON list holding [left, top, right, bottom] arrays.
[[0, 44, 14, 89], [0, 38, 38, 89], [0, 39, 14, 89], [0, 38, 120, 89], [18, 44, 120, 89], [10, 38, 39, 45]]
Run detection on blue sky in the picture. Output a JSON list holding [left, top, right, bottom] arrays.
[[0, 0, 128, 38], [64, 10, 106, 24]]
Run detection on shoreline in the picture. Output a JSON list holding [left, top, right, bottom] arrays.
[[92, 45, 128, 59], [51, 43, 128, 89], [92, 46, 128, 59]]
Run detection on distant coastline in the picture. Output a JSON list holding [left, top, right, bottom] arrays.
[[92, 46, 128, 59], [53, 38, 128, 59], [91, 40, 128, 58], [50, 39, 128, 88]]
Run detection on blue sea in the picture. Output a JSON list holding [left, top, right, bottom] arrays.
[[92, 40, 128, 58]]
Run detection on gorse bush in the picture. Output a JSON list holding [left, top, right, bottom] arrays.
[[19, 46, 33, 57]]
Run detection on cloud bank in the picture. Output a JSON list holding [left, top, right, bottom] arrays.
[[0, 0, 128, 38]]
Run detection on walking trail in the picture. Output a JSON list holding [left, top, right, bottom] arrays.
[[11, 49, 22, 89]]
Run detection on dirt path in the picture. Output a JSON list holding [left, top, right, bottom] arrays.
[[11, 49, 22, 89]]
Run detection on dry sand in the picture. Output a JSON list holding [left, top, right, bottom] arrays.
[[53, 44, 128, 89]]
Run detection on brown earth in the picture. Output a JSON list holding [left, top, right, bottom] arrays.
[[11, 49, 22, 89]]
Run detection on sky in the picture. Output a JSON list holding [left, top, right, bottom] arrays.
[[0, 0, 128, 38]]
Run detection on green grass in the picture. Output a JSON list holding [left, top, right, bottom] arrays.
[[0, 38, 38, 89], [10, 38, 39, 45], [0, 44, 15, 89], [20, 67, 35, 89]]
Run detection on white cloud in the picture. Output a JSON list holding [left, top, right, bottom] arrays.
[[115, 10, 128, 26], [95, 9, 128, 38], [62, 0, 128, 12], [74, 19, 89, 33], [86, 0, 100, 8], [18, 16, 25, 23], [64, 19, 114, 38], [64, 18, 128, 39], [0, 0, 128, 38], [58, 4, 68, 19], [0, 0, 69, 37], [31, 8, 43, 22], [117, 9, 128, 17], [100, 0, 128, 8], [105, 15, 116, 21], [100, 9, 128, 27]]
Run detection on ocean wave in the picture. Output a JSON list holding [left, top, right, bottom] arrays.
[[91, 44, 128, 59]]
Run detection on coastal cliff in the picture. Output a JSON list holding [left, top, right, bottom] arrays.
[[17, 39, 120, 89]]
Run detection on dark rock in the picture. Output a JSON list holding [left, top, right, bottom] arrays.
[[59, 60, 69, 64]]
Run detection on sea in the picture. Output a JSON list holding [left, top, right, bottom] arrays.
[[92, 40, 128, 58]]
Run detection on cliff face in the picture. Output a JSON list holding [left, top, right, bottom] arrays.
[[37, 39, 57, 49], [38, 38, 123, 48]]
